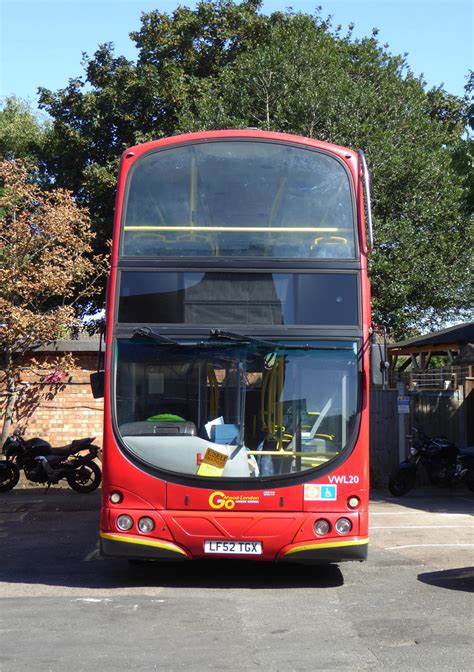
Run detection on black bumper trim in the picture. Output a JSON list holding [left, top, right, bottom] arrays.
[[280, 543, 368, 564], [100, 535, 188, 561]]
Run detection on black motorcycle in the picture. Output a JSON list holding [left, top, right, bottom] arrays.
[[388, 428, 474, 496], [0, 429, 101, 493]]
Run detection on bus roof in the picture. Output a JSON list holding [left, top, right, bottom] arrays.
[[121, 129, 359, 165]]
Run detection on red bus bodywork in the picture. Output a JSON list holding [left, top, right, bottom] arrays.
[[100, 130, 371, 564]]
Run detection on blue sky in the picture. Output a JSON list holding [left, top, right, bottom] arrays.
[[1, 0, 472, 114]]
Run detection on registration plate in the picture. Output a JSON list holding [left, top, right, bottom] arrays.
[[204, 540, 262, 555]]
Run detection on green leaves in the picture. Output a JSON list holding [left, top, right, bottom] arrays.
[[0, 97, 50, 166], [34, 1, 471, 338]]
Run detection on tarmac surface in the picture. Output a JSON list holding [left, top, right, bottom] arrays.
[[0, 484, 472, 671]]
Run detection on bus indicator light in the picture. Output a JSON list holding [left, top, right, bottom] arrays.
[[314, 519, 330, 536], [138, 517, 155, 533], [116, 515, 133, 531], [347, 496, 360, 509], [335, 518, 352, 535]]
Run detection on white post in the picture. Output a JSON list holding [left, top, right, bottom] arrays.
[[397, 382, 407, 462]]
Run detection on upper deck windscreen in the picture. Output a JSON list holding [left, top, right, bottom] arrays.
[[121, 140, 356, 259]]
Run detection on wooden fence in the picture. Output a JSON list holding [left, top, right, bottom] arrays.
[[369, 389, 399, 486], [408, 387, 467, 448], [369, 384, 471, 486]]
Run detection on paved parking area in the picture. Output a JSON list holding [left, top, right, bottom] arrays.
[[0, 486, 472, 671], [370, 488, 474, 571]]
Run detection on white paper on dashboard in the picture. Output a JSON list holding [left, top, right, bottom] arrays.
[[204, 415, 224, 439]]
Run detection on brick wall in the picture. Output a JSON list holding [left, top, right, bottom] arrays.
[[1, 353, 104, 448]]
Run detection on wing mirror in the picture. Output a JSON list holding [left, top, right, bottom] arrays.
[[370, 344, 389, 386], [90, 326, 105, 399], [370, 328, 389, 386], [90, 370, 105, 399]]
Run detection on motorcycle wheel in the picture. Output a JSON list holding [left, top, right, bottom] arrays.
[[66, 461, 102, 493], [0, 462, 20, 492], [428, 472, 451, 488], [388, 468, 416, 497], [465, 474, 474, 493]]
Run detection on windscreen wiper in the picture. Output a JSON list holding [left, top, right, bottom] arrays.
[[210, 329, 353, 351], [131, 327, 178, 345], [210, 329, 277, 348]]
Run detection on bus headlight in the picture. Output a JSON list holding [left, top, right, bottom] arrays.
[[347, 496, 360, 509], [314, 519, 330, 536], [116, 515, 133, 531], [138, 517, 155, 533], [110, 491, 123, 504], [335, 518, 352, 535]]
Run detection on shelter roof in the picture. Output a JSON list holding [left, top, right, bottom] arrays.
[[389, 322, 473, 355]]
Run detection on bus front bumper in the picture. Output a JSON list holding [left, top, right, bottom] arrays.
[[100, 530, 368, 563], [278, 538, 368, 564], [100, 532, 190, 561]]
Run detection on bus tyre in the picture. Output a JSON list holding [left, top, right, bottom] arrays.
[[0, 462, 20, 492], [66, 461, 102, 493], [388, 468, 416, 497]]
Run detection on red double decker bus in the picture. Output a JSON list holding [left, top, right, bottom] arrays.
[[98, 129, 374, 564]]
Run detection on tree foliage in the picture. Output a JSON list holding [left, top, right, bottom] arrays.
[[37, 1, 472, 338], [0, 160, 105, 442], [0, 97, 50, 166]]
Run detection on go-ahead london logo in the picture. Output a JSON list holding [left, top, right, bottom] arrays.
[[208, 491, 260, 509]]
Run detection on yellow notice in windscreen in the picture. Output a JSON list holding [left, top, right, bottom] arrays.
[[196, 446, 229, 477]]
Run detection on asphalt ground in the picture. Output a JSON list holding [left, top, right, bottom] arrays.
[[0, 485, 472, 672]]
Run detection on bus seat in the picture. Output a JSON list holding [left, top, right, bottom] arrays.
[[177, 241, 214, 256], [124, 233, 166, 256], [309, 236, 352, 259], [119, 420, 197, 437], [270, 243, 306, 258], [124, 232, 216, 257], [217, 233, 249, 256]]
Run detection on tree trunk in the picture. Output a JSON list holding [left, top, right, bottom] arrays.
[[0, 352, 17, 448]]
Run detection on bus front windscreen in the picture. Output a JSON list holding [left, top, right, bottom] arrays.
[[122, 140, 356, 259], [114, 338, 359, 479]]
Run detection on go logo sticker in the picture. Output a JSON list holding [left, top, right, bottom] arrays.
[[304, 484, 337, 501], [209, 491, 236, 510]]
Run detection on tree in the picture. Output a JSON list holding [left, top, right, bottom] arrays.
[[0, 160, 105, 444], [0, 97, 49, 165], [184, 12, 472, 337], [37, 1, 472, 338], [451, 71, 474, 216]]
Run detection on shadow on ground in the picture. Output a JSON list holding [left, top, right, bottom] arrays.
[[418, 566, 474, 593], [371, 486, 473, 515], [0, 488, 343, 591]]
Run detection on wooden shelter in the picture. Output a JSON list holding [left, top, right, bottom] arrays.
[[388, 322, 474, 373]]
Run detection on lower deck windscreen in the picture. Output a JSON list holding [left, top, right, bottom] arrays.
[[114, 338, 359, 479]]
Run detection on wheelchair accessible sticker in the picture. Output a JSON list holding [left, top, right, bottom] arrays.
[[304, 484, 337, 501]]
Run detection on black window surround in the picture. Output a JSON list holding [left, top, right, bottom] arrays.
[[119, 138, 360, 261], [117, 269, 361, 329]]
